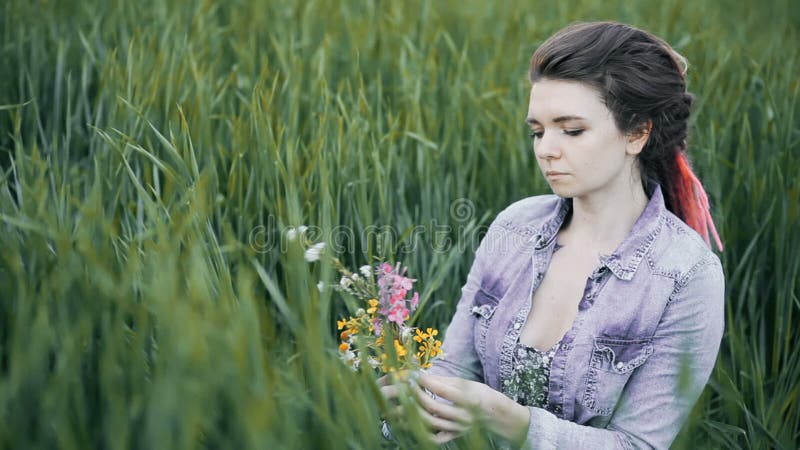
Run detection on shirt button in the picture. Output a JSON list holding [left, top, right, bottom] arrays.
[[616, 362, 624, 370], [513, 322, 521, 330]]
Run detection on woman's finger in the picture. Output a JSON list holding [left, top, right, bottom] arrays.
[[381, 383, 419, 408], [380, 384, 402, 402], [417, 374, 464, 403], [429, 430, 460, 445], [418, 407, 468, 434], [380, 384, 413, 404], [412, 384, 472, 424], [377, 374, 389, 387]]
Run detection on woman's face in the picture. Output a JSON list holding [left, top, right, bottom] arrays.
[[526, 78, 645, 200]]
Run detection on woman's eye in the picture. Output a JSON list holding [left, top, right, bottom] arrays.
[[529, 129, 583, 140]]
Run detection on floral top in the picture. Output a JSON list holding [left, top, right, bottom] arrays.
[[502, 338, 560, 408]]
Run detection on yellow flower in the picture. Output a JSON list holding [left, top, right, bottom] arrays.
[[427, 328, 439, 337], [337, 319, 347, 330], [431, 340, 443, 357], [414, 328, 427, 343], [367, 299, 379, 315], [339, 342, 350, 352], [394, 339, 407, 357]]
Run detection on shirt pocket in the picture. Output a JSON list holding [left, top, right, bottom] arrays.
[[471, 286, 501, 360], [581, 336, 654, 416]]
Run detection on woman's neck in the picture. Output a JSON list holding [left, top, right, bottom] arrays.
[[560, 180, 649, 253]]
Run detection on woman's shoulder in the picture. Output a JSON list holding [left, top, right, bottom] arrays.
[[649, 210, 724, 284], [489, 194, 563, 235]]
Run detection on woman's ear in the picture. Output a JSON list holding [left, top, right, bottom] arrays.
[[626, 120, 653, 156]]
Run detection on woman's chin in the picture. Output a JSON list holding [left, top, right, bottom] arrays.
[[547, 184, 575, 198]]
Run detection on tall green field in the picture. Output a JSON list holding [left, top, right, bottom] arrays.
[[1, 0, 797, 448]]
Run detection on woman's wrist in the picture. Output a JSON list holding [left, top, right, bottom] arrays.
[[486, 390, 530, 448]]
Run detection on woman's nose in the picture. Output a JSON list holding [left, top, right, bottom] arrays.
[[534, 131, 560, 159]]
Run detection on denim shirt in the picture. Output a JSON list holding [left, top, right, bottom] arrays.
[[427, 184, 725, 449]]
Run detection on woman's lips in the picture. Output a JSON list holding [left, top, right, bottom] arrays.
[[545, 170, 569, 178]]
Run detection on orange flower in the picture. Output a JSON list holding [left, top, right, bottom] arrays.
[[339, 342, 350, 352]]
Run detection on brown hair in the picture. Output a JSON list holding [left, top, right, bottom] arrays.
[[529, 21, 722, 250]]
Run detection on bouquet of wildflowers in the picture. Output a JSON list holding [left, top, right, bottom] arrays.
[[299, 233, 446, 442], [303, 238, 443, 373], [330, 260, 443, 373]]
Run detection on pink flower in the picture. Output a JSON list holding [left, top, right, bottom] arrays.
[[375, 261, 420, 324], [387, 305, 409, 325], [398, 276, 414, 290], [410, 292, 419, 309], [390, 293, 405, 306], [392, 287, 407, 299]]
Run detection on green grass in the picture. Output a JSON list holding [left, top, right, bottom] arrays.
[[0, 0, 798, 448]]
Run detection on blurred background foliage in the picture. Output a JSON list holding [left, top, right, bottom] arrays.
[[0, 0, 797, 448]]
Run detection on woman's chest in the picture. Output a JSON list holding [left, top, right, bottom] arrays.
[[472, 245, 676, 421], [518, 247, 600, 349]]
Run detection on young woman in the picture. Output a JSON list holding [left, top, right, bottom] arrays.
[[381, 21, 725, 449]]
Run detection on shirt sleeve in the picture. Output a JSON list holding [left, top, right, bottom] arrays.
[[424, 223, 496, 383], [521, 257, 726, 450]]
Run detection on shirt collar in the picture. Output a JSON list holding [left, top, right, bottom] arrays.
[[533, 181, 666, 281]]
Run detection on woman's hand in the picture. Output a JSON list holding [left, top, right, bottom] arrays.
[[377, 372, 531, 446], [377, 371, 470, 443], [414, 373, 531, 446]]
